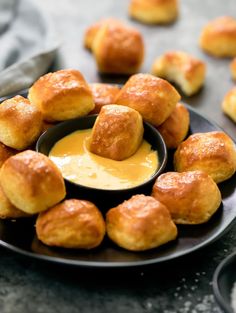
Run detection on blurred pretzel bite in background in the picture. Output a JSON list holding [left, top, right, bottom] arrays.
[[222, 87, 236, 123], [106, 194, 177, 251], [157, 102, 190, 149], [115, 73, 180, 126], [129, 0, 178, 24], [199, 16, 236, 57], [84, 18, 144, 74], [89, 83, 120, 114], [174, 131, 236, 183], [0, 95, 43, 150], [89, 104, 144, 161], [0, 150, 66, 214], [152, 171, 222, 224], [230, 58, 236, 80], [0, 143, 16, 168], [28, 69, 94, 122], [151, 51, 206, 96], [36, 199, 105, 249]]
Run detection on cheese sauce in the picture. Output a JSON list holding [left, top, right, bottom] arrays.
[[49, 129, 158, 190]]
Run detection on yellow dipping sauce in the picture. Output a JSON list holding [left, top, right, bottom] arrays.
[[49, 129, 158, 190]]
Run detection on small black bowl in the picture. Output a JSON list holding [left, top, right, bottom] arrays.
[[213, 251, 236, 313], [36, 115, 167, 210]]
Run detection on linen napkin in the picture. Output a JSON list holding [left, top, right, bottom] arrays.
[[0, 0, 60, 97]]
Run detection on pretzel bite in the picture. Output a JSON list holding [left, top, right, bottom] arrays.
[[222, 86, 236, 123], [0, 150, 66, 214], [152, 51, 206, 96], [0, 185, 29, 219], [152, 171, 222, 224], [0, 95, 43, 150], [92, 21, 144, 74], [36, 199, 105, 249], [84, 18, 124, 50], [115, 73, 180, 126], [199, 16, 236, 57], [230, 57, 236, 80], [174, 131, 236, 183], [129, 0, 178, 24], [0, 143, 16, 168], [157, 102, 190, 149], [28, 69, 94, 122], [89, 104, 144, 161], [106, 194, 177, 251], [89, 83, 120, 114]]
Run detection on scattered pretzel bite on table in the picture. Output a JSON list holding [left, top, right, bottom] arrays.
[[28, 69, 94, 122], [106, 194, 177, 251], [152, 171, 222, 224], [0, 150, 66, 214], [199, 16, 236, 57], [89, 104, 144, 161], [129, 0, 179, 25], [115, 73, 180, 127], [157, 102, 190, 149], [36, 199, 106, 249], [151, 51, 206, 96], [174, 131, 236, 183], [89, 83, 120, 114], [0, 95, 43, 150], [222, 86, 236, 123]]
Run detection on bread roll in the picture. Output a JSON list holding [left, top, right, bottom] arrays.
[[92, 22, 144, 74], [152, 51, 206, 96], [0, 143, 16, 168], [0, 150, 66, 214], [36, 199, 105, 249], [152, 171, 222, 224], [129, 0, 178, 24], [222, 86, 236, 123], [115, 73, 180, 126], [0, 185, 29, 219], [89, 104, 144, 161], [230, 57, 236, 80], [157, 102, 190, 149], [84, 18, 123, 50], [174, 131, 236, 183], [106, 194, 177, 251], [199, 16, 236, 57], [28, 69, 94, 122], [0, 95, 43, 150], [89, 83, 120, 114]]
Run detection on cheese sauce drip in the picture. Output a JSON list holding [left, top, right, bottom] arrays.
[[49, 129, 158, 190]]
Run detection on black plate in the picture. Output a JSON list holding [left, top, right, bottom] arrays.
[[213, 252, 236, 313], [0, 105, 235, 268]]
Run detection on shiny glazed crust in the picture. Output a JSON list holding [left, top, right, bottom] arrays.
[[157, 102, 190, 149], [0, 150, 66, 214], [28, 69, 94, 122], [174, 131, 236, 183], [36, 199, 106, 249], [115, 73, 180, 126], [92, 22, 144, 74], [152, 51, 206, 96], [199, 16, 236, 57], [129, 0, 178, 24], [106, 194, 177, 251], [89, 104, 144, 161], [89, 83, 120, 114], [230, 58, 236, 80], [0, 95, 43, 150], [0, 185, 29, 219], [222, 87, 236, 123], [0, 143, 16, 168], [152, 171, 222, 224]]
